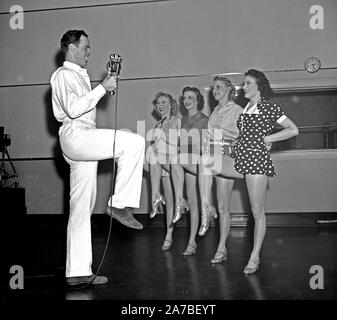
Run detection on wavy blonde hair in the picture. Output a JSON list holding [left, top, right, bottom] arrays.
[[152, 92, 178, 117]]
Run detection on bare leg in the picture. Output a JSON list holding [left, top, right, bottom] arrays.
[[171, 156, 197, 205], [170, 155, 190, 224], [198, 154, 242, 236], [150, 163, 162, 202], [214, 176, 234, 255], [171, 161, 185, 204], [162, 175, 174, 247], [147, 146, 169, 202], [146, 146, 168, 218], [199, 154, 242, 208], [185, 171, 199, 251], [198, 159, 214, 215], [244, 174, 268, 272], [171, 152, 198, 202]]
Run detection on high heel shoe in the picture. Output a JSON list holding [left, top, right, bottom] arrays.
[[171, 199, 189, 224], [150, 195, 166, 219], [161, 239, 173, 251], [243, 257, 260, 275], [182, 243, 197, 256], [198, 206, 217, 236], [210, 249, 228, 264]]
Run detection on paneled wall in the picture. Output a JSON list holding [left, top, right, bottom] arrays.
[[1, 0, 337, 214]]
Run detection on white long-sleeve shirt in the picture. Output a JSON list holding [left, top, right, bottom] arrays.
[[50, 61, 106, 124]]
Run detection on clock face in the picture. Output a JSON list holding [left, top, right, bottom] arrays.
[[304, 57, 321, 73]]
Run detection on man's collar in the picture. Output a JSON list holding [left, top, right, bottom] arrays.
[[63, 61, 87, 73]]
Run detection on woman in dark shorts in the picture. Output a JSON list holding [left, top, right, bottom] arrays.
[[170, 87, 208, 255]]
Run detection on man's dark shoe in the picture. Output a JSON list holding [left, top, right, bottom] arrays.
[[66, 275, 108, 287], [106, 206, 143, 230]]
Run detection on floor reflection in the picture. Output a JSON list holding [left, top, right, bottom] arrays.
[[212, 263, 231, 299], [245, 274, 265, 300], [65, 289, 94, 300]]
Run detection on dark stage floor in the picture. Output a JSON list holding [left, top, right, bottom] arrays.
[[1, 216, 337, 301]]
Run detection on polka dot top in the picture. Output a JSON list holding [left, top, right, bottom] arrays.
[[233, 96, 287, 177]]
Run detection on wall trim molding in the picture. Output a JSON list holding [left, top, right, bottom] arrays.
[[0, 0, 175, 15], [1, 68, 337, 90]]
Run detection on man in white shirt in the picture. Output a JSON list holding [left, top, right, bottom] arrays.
[[50, 30, 145, 287]]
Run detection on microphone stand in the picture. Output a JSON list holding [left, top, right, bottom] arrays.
[[107, 54, 122, 195], [110, 73, 119, 196]]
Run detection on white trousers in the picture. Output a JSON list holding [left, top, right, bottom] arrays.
[[59, 121, 145, 277]]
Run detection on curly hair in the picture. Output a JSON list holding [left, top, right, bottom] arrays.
[[213, 75, 236, 101], [152, 92, 178, 116], [244, 69, 273, 98], [182, 86, 205, 111]]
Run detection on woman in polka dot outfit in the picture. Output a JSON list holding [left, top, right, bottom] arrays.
[[199, 69, 299, 275]]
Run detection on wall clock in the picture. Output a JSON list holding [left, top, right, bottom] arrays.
[[304, 57, 321, 73]]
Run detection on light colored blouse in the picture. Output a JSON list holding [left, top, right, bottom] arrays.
[[207, 101, 242, 141]]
